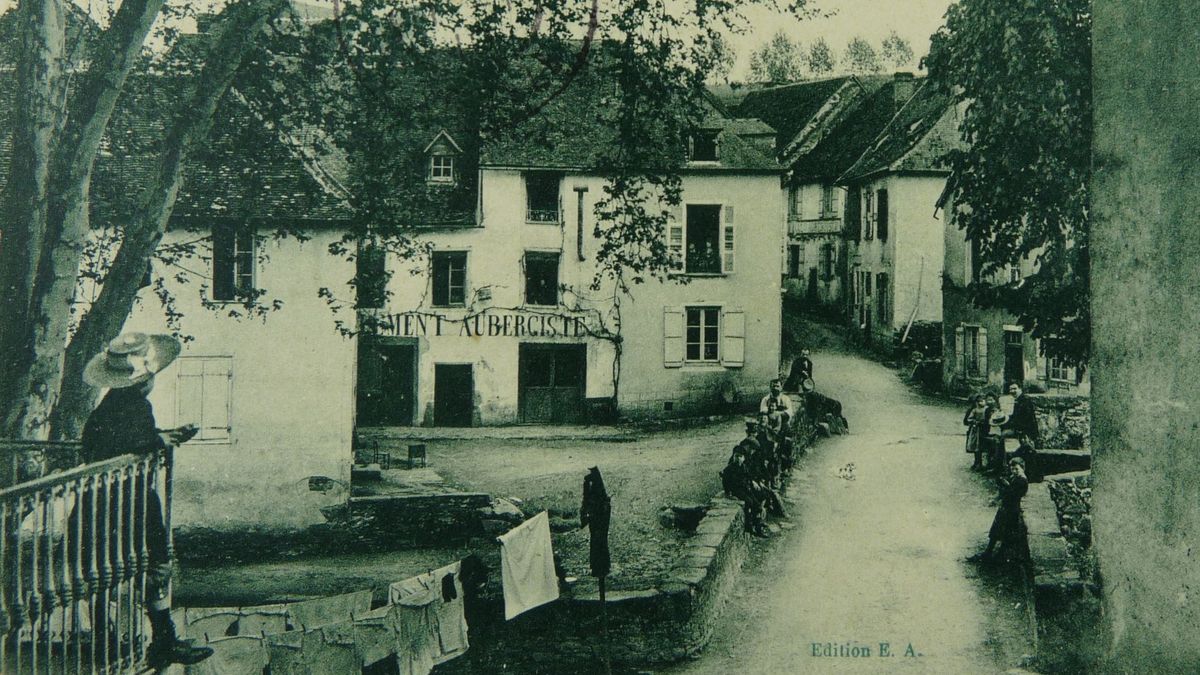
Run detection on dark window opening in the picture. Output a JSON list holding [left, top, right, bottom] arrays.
[[690, 131, 719, 161], [524, 251, 560, 306], [845, 186, 861, 240], [876, 188, 889, 240], [526, 172, 562, 223], [819, 243, 834, 280], [356, 241, 387, 309], [212, 222, 255, 301], [876, 272, 888, 323], [685, 306, 721, 362], [685, 204, 722, 274], [970, 236, 983, 284], [787, 244, 802, 279], [432, 251, 467, 307]]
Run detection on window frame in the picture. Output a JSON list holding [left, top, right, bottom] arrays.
[[821, 184, 839, 218], [963, 326, 983, 378], [428, 154, 455, 183], [689, 130, 719, 162], [212, 221, 256, 302], [431, 251, 468, 307], [787, 243, 803, 279], [684, 306, 722, 364], [1047, 355, 1072, 383]]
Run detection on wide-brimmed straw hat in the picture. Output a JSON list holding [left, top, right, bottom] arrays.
[[83, 332, 182, 389]]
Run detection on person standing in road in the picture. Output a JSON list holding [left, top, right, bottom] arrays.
[[968, 457, 1030, 564], [80, 332, 213, 670]]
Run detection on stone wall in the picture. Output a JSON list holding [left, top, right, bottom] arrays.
[[1029, 395, 1089, 450], [437, 496, 749, 672]]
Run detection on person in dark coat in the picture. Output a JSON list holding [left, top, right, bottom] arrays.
[[79, 332, 211, 669], [579, 467, 611, 579], [1003, 383, 1040, 448], [969, 457, 1030, 563], [784, 349, 814, 392]]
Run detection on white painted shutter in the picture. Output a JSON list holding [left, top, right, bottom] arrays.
[[663, 307, 684, 367], [830, 187, 840, 215], [668, 205, 684, 271], [1036, 339, 1048, 382], [723, 205, 735, 273], [955, 325, 965, 378], [177, 356, 232, 442], [977, 327, 988, 381], [722, 308, 745, 367]]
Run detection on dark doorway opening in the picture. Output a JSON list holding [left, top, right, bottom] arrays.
[[434, 364, 474, 427], [1004, 330, 1025, 386], [356, 338, 417, 426], [519, 344, 587, 424], [807, 268, 818, 301]]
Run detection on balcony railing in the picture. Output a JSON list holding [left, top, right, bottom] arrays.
[[526, 208, 561, 224], [0, 440, 171, 674]]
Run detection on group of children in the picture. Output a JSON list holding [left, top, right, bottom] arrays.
[[962, 392, 1009, 473]]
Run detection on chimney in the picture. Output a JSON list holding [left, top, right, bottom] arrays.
[[893, 71, 916, 110]]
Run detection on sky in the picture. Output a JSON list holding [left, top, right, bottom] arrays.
[[727, 0, 957, 80]]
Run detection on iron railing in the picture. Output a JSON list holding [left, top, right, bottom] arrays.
[[0, 443, 172, 674]]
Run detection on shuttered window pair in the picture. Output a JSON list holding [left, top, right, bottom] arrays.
[[662, 307, 744, 368], [667, 204, 735, 274]]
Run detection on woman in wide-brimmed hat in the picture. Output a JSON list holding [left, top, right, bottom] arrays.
[[80, 332, 211, 668]]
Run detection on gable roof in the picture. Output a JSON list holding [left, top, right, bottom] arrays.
[[787, 77, 910, 182], [481, 66, 780, 173], [839, 79, 960, 182], [423, 129, 463, 155], [731, 77, 853, 150]]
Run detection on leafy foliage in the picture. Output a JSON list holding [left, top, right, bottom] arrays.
[[843, 36, 882, 74], [806, 37, 836, 76], [749, 29, 805, 82], [880, 30, 913, 69], [926, 0, 1092, 366]]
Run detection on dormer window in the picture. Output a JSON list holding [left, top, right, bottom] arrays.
[[689, 130, 719, 162], [423, 129, 462, 186], [429, 155, 454, 183]]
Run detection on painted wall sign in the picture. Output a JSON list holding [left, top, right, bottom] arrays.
[[366, 310, 611, 339]]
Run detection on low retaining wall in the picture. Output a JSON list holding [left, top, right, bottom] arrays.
[[1026, 477, 1103, 672], [437, 495, 749, 672]]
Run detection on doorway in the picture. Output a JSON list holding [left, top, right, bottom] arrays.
[[434, 364, 474, 427], [1004, 330, 1025, 387], [519, 344, 587, 424], [356, 338, 416, 426]]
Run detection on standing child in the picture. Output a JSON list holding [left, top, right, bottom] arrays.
[[963, 394, 988, 471]]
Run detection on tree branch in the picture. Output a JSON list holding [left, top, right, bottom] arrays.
[[51, 0, 291, 440]]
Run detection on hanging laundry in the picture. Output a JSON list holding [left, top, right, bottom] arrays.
[[353, 607, 395, 668], [580, 466, 612, 579], [234, 604, 289, 636], [302, 623, 359, 673], [184, 635, 268, 675], [394, 592, 438, 675], [388, 561, 470, 663], [264, 629, 305, 674], [498, 511, 559, 620], [183, 607, 240, 641], [287, 589, 372, 631]]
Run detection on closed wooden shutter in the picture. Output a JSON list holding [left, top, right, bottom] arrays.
[[955, 325, 965, 378], [977, 327, 988, 380], [723, 205, 735, 273], [668, 205, 684, 271], [722, 309, 745, 367], [663, 307, 684, 367], [176, 356, 233, 442]]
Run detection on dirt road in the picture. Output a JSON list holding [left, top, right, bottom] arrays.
[[666, 351, 1033, 675]]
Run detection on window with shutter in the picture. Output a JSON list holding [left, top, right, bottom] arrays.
[[955, 326, 966, 378], [663, 307, 684, 367], [864, 191, 874, 240], [722, 205, 735, 273], [176, 356, 233, 442], [722, 308, 745, 367], [431, 251, 468, 307], [977, 328, 989, 378], [684, 205, 722, 274], [685, 306, 721, 363]]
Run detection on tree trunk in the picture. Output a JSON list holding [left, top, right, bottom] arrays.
[[49, 0, 290, 440], [0, 0, 65, 438], [2, 0, 167, 439]]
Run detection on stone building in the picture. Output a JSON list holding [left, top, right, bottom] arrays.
[[839, 79, 960, 348]]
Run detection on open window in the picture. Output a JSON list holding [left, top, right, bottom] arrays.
[[683, 204, 729, 274], [689, 130, 719, 162], [524, 251, 560, 306], [525, 172, 562, 223]]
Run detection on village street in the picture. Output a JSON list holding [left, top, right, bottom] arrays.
[[665, 351, 1034, 675]]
